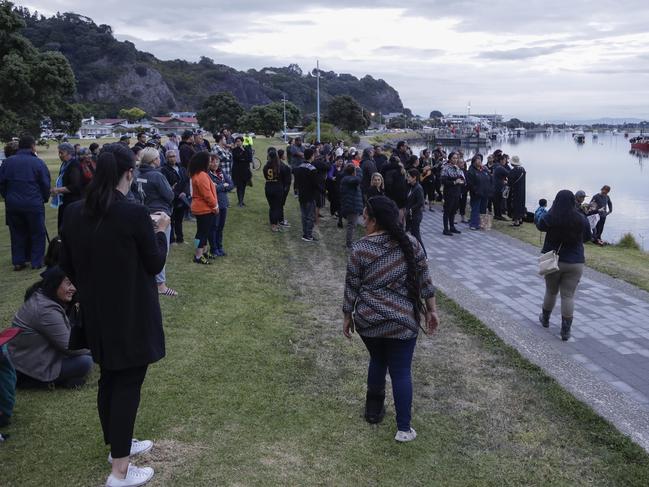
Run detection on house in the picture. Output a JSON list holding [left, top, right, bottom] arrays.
[[76, 117, 119, 138], [152, 116, 200, 134]]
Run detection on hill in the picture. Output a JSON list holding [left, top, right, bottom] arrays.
[[16, 9, 405, 118]]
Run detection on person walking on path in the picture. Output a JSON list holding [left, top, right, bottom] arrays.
[[508, 156, 527, 226], [339, 164, 364, 249], [590, 185, 613, 245], [59, 143, 169, 487], [189, 152, 218, 264], [293, 148, 320, 242], [342, 195, 438, 442], [466, 154, 493, 231], [440, 152, 465, 236], [406, 168, 426, 256], [0, 135, 51, 271], [536, 190, 592, 341]]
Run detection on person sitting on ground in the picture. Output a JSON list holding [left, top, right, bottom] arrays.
[[343, 195, 438, 442], [340, 164, 364, 249], [534, 199, 548, 226], [367, 173, 385, 198], [8, 266, 92, 389]]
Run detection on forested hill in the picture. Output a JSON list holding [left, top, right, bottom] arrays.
[[17, 9, 405, 118]]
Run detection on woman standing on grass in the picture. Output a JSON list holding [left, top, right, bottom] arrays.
[[60, 143, 169, 487], [343, 196, 438, 442], [536, 190, 592, 341], [263, 148, 285, 233], [208, 154, 233, 257], [508, 156, 526, 226], [278, 148, 292, 228], [189, 152, 217, 265]]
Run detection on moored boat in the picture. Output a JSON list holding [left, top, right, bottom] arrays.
[[630, 136, 649, 151]]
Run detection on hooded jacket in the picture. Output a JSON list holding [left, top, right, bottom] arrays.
[[0, 149, 51, 211]]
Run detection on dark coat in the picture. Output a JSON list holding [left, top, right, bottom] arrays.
[[293, 162, 320, 204], [538, 213, 592, 264], [160, 163, 190, 209], [340, 175, 363, 217], [373, 154, 388, 173], [59, 192, 167, 370], [492, 164, 510, 190], [231, 146, 252, 185], [58, 158, 83, 207], [178, 141, 195, 168], [406, 183, 425, 221], [466, 165, 493, 198], [0, 149, 51, 211], [360, 157, 377, 195], [380, 161, 408, 209], [508, 166, 526, 219]]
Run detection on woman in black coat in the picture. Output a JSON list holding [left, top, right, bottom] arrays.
[[231, 137, 252, 207], [508, 156, 527, 226], [60, 143, 169, 486]]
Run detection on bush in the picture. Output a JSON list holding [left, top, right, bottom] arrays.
[[303, 122, 352, 145], [617, 233, 641, 250]]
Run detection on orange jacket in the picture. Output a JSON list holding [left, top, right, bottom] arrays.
[[191, 171, 217, 215]]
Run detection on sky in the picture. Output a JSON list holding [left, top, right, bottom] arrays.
[[21, 1, 649, 121]]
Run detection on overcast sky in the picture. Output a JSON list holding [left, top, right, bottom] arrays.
[[22, 1, 649, 120]]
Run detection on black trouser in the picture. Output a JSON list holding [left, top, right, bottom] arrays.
[[195, 213, 214, 248], [265, 182, 284, 225], [459, 188, 468, 218], [493, 188, 504, 218], [594, 215, 607, 240], [443, 188, 460, 231], [170, 206, 185, 243], [6, 209, 46, 267], [406, 212, 426, 256], [236, 184, 247, 205], [433, 173, 443, 200], [98, 365, 148, 458], [280, 189, 290, 223]]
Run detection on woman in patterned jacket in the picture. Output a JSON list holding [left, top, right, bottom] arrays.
[[342, 195, 439, 442]]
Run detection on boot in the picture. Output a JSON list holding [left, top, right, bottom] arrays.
[[539, 309, 551, 328], [560, 317, 573, 341], [364, 387, 386, 424]]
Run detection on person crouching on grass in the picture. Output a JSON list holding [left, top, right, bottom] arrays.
[[189, 152, 218, 264], [343, 196, 439, 442]]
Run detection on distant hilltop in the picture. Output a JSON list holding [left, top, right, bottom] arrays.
[[16, 9, 405, 118], [549, 117, 648, 126]]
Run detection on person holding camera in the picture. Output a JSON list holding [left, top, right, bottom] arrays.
[[60, 143, 169, 487]]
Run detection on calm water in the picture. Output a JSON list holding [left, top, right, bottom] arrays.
[[412, 132, 649, 250]]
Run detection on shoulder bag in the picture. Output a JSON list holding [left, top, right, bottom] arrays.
[[538, 243, 562, 276]]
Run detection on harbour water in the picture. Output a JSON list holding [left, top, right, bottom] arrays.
[[411, 132, 649, 250]]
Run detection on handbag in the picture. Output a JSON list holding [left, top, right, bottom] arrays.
[[501, 185, 510, 199], [538, 243, 562, 276]]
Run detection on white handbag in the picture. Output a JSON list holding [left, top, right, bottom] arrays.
[[538, 243, 562, 276]]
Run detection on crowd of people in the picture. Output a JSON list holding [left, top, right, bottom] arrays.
[[0, 128, 616, 483]]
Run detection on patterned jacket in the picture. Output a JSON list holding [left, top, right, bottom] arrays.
[[212, 145, 233, 179], [343, 233, 436, 339]]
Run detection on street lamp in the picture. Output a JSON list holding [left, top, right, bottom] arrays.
[[316, 60, 321, 143], [282, 94, 287, 142]]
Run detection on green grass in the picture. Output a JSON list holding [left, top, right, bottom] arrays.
[[492, 219, 649, 293], [1, 137, 649, 485]]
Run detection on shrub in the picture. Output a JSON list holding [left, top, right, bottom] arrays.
[[617, 233, 641, 250]]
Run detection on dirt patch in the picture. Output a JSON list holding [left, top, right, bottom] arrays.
[[145, 439, 209, 486]]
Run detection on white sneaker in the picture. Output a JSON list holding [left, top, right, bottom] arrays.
[[394, 428, 417, 443], [108, 439, 153, 463], [105, 464, 154, 487]]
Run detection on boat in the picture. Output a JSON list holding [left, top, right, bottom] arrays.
[[573, 129, 585, 143], [592, 130, 598, 139], [630, 136, 649, 151], [513, 127, 526, 136]]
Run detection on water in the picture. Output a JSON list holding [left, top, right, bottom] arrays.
[[411, 132, 649, 250]]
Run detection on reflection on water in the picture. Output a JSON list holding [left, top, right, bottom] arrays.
[[411, 133, 649, 250]]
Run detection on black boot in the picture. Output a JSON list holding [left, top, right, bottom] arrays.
[[364, 387, 386, 424], [539, 309, 551, 328], [560, 317, 572, 341]]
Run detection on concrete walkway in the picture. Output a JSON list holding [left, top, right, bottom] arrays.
[[420, 209, 649, 451]]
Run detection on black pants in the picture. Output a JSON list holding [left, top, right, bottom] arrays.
[[594, 215, 607, 240], [265, 183, 284, 225], [459, 189, 468, 218], [406, 212, 426, 256], [236, 184, 247, 205], [280, 189, 290, 223], [170, 206, 185, 243], [6, 209, 46, 267], [493, 189, 504, 218], [195, 213, 215, 248], [98, 365, 148, 458], [443, 189, 460, 231]]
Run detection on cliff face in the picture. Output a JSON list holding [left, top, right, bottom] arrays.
[[18, 10, 405, 117]]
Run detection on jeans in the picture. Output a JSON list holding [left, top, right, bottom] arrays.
[[543, 262, 584, 318], [97, 365, 148, 459], [6, 209, 46, 267], [360, 336, 417, 431], [469, 196, 488, 228], [17, 353, 93, 389], [208, 207, 227, 253], [300, 200, 316, 239], [155, 224, 171, 285], [345, 213, 358, 248]]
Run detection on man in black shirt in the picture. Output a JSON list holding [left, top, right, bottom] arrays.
[[293, 148, 320, 242], [133, 132, 147, 151]]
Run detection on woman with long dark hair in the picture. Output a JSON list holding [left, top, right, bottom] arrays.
[[59, 143, 169, 486], [263, 148, 285, 232], [536, 190, 592, 341], [189, 151, 218, 265], [343, 196, 439, 442], [277, 148, 292, 228]]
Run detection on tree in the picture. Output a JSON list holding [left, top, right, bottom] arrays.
[[429, 110, 443, 118], [266, 101, 301, 128], [238, 105, 282, 137], [118, 106, 147, 122], [325, 95, 368, 133], [196, 92, 244, 134], [0, 1, 78, 141]]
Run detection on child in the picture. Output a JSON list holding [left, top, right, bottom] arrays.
[[534, 198, 548, 226]]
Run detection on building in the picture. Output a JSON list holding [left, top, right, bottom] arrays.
[[76, 117, 120, 138], [152, 116, 200, 134]]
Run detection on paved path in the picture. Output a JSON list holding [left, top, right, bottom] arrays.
[[420, 209, 649, 451]]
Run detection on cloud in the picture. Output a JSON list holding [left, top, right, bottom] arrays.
[[478, 43, 572, 60], [373, 45, 445, 57]]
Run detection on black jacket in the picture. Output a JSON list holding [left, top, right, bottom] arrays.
[[466, 166, 493, 198], [160, 163, 190, 208], [178, 141, 195, 168], [360, 157, 377, 195], [60, 192, 167, 370], [340, 175, 363, 217], [381, 161, 408, 209], [293, 161, 320, 204], [406, 183, 425, 220], [231, 146, 252, 185], [373, 154, 388, 173]]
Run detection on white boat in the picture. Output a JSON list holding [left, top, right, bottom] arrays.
[[513, 127, 526, 136]]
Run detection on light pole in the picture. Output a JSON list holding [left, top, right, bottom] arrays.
[[282, 94, 287, 142], [316, 60, 321, 142]]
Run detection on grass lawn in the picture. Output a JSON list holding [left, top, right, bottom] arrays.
[[492, 218, 649, 293], [1, 137, 649, 485]]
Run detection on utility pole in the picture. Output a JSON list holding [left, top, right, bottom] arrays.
[[283, 94, 287, 142], [316, 60, 321, 142]]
